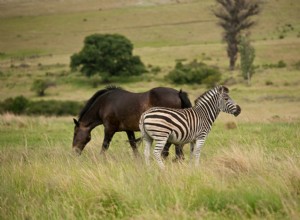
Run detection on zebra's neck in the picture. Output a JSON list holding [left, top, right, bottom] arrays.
[[193, 89, 220, 124]]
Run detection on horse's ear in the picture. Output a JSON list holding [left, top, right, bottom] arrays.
[[73, 118, 79, 127]]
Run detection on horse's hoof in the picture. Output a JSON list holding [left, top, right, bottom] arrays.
[[172, 157, 185, 163]]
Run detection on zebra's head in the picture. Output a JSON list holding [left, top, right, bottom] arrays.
[[218, 86, 241, 117]]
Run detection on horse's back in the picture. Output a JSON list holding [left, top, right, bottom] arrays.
[[148, 87, 182, 108], [97, 87, 189, 131]]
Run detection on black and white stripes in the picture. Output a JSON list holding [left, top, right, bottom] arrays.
[[139, 85, 241, 169]]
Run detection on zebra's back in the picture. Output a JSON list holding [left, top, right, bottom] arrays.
[[140, 107, 200, 144]]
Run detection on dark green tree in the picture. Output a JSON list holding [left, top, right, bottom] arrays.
[[213, 0, 261, 70], [70, 34, 146, 81]]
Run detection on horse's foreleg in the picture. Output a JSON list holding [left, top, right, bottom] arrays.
[[126, 131, 140, 158], [100, 129, 115, 155]]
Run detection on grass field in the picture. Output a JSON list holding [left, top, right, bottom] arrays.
[[0, 0, 300, 219]]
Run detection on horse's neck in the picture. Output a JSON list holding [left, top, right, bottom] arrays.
[[80, 107, 101, 128]]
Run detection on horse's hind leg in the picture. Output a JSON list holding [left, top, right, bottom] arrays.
[[175, 144, 185, 161], [126, 131, 140, 158], [161, 142, 171, 159], [162, 143, 185, 161]]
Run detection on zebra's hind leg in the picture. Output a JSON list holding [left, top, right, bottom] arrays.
[[154, 139, 168, 169], [143, 134, 153, 166]]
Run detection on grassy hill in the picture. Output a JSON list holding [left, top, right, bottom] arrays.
[[0, 0, 300, 219]]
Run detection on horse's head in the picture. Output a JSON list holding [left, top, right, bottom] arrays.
[[218, 86, 241, 117], [72, 118, 91, 155]]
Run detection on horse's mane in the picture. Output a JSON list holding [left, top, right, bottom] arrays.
[[78, 85, 123, 120], [194, 85, 228, 105]]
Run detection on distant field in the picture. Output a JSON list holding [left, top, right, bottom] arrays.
[[0, 0, 299, 67], [0, 0, 300, 219]]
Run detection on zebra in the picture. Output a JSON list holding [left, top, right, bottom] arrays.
[[139, 85, 241, 169]]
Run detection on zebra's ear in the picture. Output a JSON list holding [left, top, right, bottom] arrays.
[[223, 86, 229, 93], [219, 85, 229, 93]]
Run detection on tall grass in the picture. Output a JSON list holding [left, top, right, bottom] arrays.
[[1, 115, 299, 219]]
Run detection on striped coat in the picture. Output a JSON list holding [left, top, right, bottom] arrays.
[[139, 85, 241, 169]]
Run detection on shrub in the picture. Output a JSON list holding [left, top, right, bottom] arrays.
[[25, 100, 83, 116], [0, 97, 83, 116], [31, 79, 55, 96], [239, 36, 255, 85], [265, 80, 274, 86], [262, 60, 287, 69], [165, 60, 221, 87], [277, 60, 287, 68], [0, 96, 29, 114], [293, 61, 300, 70]]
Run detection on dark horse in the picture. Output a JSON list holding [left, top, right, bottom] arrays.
[[72, 85, 192, 158]]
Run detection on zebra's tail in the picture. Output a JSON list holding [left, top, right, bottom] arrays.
[[138, 112, 147, 145]]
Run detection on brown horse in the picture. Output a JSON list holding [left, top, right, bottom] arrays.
[[72, 85, 192, 157]]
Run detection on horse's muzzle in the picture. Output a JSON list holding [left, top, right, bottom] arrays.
[[234, 105, 241, 117]]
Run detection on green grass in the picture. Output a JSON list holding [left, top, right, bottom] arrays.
[[1, 114, 300, 219]]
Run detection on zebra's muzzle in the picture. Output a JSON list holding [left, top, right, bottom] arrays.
[[234, 105, 241, 117]]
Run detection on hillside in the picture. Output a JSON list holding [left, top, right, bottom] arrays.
[[0, 0, 299, 67]]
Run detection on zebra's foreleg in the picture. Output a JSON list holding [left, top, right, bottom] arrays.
[[193, 138, 206, 167], [154, 140, 168, 169]]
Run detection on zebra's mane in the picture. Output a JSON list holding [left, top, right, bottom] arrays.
[[78, 85, 123, 120], [194, 85, 228, 105]]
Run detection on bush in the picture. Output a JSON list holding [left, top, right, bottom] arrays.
[[277, 60, 287, 68], [293, 61, 300, 70], [0, 96, 29, 114], [239, 36, 255, 85], [0, 96, 83, 116], [262, 60, 287, 69], [31, 79, 55, 96], [165, 60, 221, 87], [25, 100, 83, 116]]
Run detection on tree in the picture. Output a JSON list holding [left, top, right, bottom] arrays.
[[31, 79, 55, 97], [70, 34, 146, 81], [239, 35, 255, 85], [213, 0, 260, 70]]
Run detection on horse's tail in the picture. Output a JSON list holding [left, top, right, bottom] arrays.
[[179, 89, 192, 108]]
